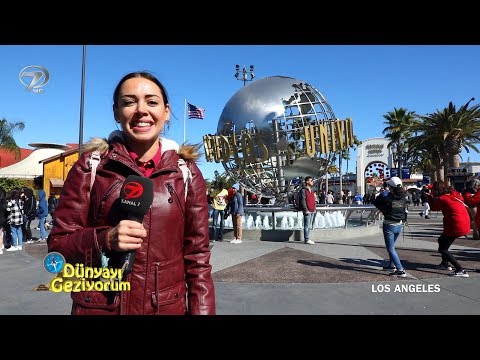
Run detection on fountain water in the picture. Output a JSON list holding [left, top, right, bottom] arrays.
[[262, 215, 270, 230], [255, 216, 262, 229], [226, 210, 348, 230], [246, 214, 254, 229]]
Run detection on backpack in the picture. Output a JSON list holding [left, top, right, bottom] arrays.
[[27, 197, 37, 219], [292, 187, 303, 211], [48, 196, 58, 214], [380, 196, 407, 222], [22, 188, 37, 219]]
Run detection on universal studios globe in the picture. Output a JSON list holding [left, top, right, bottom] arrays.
[[203, 76, 354, 202]]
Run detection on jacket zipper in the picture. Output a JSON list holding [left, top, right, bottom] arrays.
[[96, 180, 123, 217], [166, 182, 185, 218], [155, 263, 160, 315]]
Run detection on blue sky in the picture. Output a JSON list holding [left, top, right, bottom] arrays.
[[1, 45, 479, 181]]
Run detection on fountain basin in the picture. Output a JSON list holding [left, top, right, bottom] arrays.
[[217, 205, 381, 242]]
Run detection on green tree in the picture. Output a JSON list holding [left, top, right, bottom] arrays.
[[336, 134, 361, 198], [408, 112, 445, 181], [411, 99, 480, 181], [0, 117, 25, 159], [382, 108, 418, 176], [0, 178, 31, 192], [441, 99, 480, 170], [206, 170, 234, 191]]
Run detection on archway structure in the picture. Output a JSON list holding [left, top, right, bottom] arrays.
[[356, 138, 393, 194]]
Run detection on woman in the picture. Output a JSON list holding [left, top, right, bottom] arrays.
[[373, 177, 407, 277], [48, 71, 215, 315], [462, 177, 480, 239], [6, 189, 24, 251], [428, 180, 470, 277], [36, 190, 48, 242], [419, 186, 431, 219]]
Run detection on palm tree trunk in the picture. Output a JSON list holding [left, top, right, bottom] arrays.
[[452, 154, 461, 168], [339, 156, 343, 199], [325, 173, 329, 194], [439, 164, 446, 182]]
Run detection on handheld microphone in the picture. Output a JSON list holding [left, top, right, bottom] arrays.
[[119, 175, 154, 280]]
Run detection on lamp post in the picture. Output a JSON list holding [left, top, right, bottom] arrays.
[[235, 64, 255, 87], [392, 143, 408, 179], [233, 64, 255, 201], [392, 152, 398, 176], [78, 45, 87, 156]]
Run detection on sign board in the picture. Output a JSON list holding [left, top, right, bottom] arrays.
[[448, 168, 468, 175], [401, 167, 411, 180]]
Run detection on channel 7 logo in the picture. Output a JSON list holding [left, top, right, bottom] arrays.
[[19, 65, 50, 93]]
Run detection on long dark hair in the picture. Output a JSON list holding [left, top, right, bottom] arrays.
[[113, 71, 169, 108], [6, 189, 20, 202], [432, 180, 454, 197], [0, 187, 6, 206]]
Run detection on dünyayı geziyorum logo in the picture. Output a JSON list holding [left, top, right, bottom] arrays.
[[37, 252, 130, 292]]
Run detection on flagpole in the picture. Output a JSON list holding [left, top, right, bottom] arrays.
[[183, 98, 187, 144], [78, 45, 87, 156]]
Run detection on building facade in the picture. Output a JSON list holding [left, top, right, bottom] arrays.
[[356, 137, 423, 195]]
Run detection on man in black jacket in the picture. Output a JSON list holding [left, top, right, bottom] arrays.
[[373, 177, 408, 277], [47, 192, 58, 227], [20, 187, 36, 243]]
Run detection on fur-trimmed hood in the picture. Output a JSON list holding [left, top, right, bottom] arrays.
[[81, 130, 201, 161]]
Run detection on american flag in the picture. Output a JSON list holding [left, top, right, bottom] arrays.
[[187, 102, 205, 119]]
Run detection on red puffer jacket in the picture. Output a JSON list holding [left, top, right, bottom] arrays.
[[428, 191, 471, 237], [48, 133, 215, 315], [463, 190, 480, 229]]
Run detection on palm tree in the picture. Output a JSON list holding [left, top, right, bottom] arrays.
[[325, 163, 338, 194], [338, 135, 362, 198], [0, 118, 25, 159], [382, 108, 418, 176], [336, 150, 345, 200], [408, 112, 446, 181], [413, 99, 480, 181], [442, 99, 480, 169]]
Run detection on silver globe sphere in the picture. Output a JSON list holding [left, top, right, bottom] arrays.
[[205, 76, 353, 201]]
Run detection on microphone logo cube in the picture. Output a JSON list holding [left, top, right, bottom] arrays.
[[119, 176, 154, 218], [123, 181, 144, 200]]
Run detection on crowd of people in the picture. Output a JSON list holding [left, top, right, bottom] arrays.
[[0, 187, 57, 254], [2, 70, 477, 316], [207, 184, 244, 244], [229, 174, 477, 280]]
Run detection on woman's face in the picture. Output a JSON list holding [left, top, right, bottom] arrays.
[[114, 77, 170, 145]]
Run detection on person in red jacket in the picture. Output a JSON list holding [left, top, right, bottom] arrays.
[[428, 180, 470, 277], [298, 176, 316, 245], [48, 71, 215, 315], [461, 177, 480, 239]]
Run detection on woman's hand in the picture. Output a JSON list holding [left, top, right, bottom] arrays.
[[107, 220, 147, 252]]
